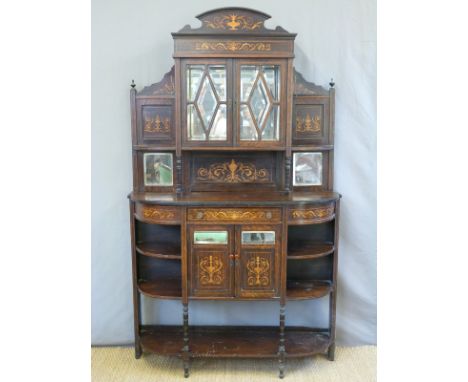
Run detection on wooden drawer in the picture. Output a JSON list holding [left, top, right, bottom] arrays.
[[288, 203, 335, 224], [187, 208, 281, 223], [135, 204, 181, 224]]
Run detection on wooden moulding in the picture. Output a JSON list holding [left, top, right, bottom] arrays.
[[134, 204, 181, 224], [187, 207, 281, 223], [140, 325, 330, 358], [288, 203, 335, 225]]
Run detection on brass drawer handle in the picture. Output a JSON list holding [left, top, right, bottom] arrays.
[[266, 212, 272, 219]]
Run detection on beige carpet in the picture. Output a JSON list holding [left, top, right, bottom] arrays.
[[92, 346, 376, 382]]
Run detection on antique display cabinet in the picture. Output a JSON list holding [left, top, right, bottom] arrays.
[[128, 8, 341, 378]]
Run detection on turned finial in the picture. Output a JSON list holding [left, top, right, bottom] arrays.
[[130, 79, 136, 89], [329, 78, 335, 88]]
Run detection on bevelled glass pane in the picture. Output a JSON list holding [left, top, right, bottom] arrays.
[[242, 231, 275, 245], [209, 104, 227, 140], [186, 65, 204, 101], [240, 104, 258, 140], [240, 66, 258, 101], [250, 78, 270, 129], [187, 104, 205, 140], [194, 231, 228, 245], [293, 152, 323, 186], [143, 153, 173, 186], [209, 65, 226, 101], [263, 65, 280, 100], [196, 76, 217, 129], [262, 105, 280, 140]]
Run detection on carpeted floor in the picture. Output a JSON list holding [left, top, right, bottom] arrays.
[[92, 346, 376, 382]]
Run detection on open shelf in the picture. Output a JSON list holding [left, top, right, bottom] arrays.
[[136, 241, 181, 259], [138, 278, 181, 299], [140, 325, 330, 358], [287, 280, 333, 300], [288, 242, 334, 260]]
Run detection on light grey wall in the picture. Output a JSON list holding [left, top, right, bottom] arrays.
[[92, 0, 376, 346]]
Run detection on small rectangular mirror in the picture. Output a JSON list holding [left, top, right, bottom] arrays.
[[241, 231, 275, 245], [143, 153, 173, 186], [293, 152, 323, 186], [194, 231, 228, 245]]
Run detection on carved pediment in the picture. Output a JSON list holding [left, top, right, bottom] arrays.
[[174, 7, 294, 36]]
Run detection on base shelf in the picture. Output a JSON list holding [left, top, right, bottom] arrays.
[[140, 325, 330, 358], [287, 280, 333, 300], [138, 279, 182, 299]]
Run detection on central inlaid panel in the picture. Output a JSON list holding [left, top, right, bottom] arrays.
[[187, 152, 281, 191]]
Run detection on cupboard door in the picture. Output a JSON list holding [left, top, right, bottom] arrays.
[[189, 226, 234, 297], [183, 60, 233, 146], [236, 225, 280, 298], [236, 61, 286, 147]]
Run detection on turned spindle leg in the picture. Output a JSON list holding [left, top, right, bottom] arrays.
[[182, 303, 190, 377], [327, 343, 335, 361], [278, 304, 286, 378]]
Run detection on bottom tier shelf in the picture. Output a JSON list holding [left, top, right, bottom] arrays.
[[140, 325, 330, 358]]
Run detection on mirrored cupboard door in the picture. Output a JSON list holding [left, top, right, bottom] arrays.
[[182, 60, 234, 146], [182, 59, 287, 148], [235, 60, 286, 147]]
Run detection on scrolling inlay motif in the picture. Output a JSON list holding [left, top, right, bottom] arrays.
[[144, 115, 171, 133], [188, 209, 276, 222], [197, 159, 269, 183], [195, 41, 271, 52], [296, 114, 321, 133], [247, 256, 270, 286], [291, 206, 334, 220], [199, 255, 224, 285], [203, 14, 264, 31], [142, 207, 176, 220]]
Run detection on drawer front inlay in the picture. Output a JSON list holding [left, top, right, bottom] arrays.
[[188, 208, 281, 223], [135, 204, 181, 224], [288, 204, 335, 224]]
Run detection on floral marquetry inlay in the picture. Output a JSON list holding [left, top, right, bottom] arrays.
[[195, 41, 271, 52], [247, 256, 270, 286], [203, 14, 264, 31], [196, 159, 269, 183], [188, 208, 279, 222], [199, 255, 224, 285], [296, 114, 321, 133], [144, 115, 171, 133], [290, 205, 335, 221], [142, 207, 176, 220]]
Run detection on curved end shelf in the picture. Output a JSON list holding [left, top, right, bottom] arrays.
[[287, 242, 334, 260], [138, 279, 182, 299], [286, 280, 333, 300], [136, 242, 181, 260]]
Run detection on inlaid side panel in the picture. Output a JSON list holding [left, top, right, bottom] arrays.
[[136, 98, 175, 145], [293, 96, 330, 145]]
